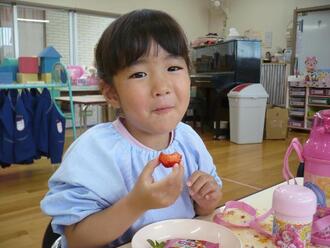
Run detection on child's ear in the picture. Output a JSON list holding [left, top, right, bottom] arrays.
[[100, 80, 121, 109]]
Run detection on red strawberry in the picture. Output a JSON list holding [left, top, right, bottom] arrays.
[[159, 152, 182, 168]]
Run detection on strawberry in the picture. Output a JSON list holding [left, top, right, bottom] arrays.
[[159, 152, 182, 168]]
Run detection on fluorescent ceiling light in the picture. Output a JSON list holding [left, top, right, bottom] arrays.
[[17, 18, 49, 23]]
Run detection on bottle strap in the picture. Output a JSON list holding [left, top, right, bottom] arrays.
[[283, 138, 304, 183], [213, 201, 273, 238]]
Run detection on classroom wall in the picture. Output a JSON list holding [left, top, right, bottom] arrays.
[[8, 0, 330, 55], [9, 0, 211, 43], [226, 0, 330, 54]]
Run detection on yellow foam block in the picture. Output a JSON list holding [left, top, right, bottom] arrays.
[[17, 73, 38, 83], [40, 73, 52, 83]]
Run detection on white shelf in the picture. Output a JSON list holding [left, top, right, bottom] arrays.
[[308, 103, 330, 108], [309, 94, 330, 98], [287, 79, 330, 131]]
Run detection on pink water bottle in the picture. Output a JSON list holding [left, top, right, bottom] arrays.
[[304, 109, 330, 208], [304, 109, 330, 245], [282, 110, 330, 246], [272, 184, 317, 247]]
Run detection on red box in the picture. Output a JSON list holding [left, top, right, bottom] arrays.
[[18, 57, 39, 73]]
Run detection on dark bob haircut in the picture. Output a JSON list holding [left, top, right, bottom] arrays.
[[95, 9, 190, 85]]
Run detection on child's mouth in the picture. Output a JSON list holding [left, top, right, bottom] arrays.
[[153, 106, 174, 114]]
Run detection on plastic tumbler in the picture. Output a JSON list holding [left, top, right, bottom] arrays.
[[272, 184, 317, 247]]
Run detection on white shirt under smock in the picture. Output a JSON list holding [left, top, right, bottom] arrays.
[[40, 119, 222, 247]]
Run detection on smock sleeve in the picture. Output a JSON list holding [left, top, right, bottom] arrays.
[[176, 123, 222, 187], [40, 132, 129, 235], [196, 139, 222, 187]]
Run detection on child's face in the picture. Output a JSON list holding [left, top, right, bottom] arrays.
[[107, 42, 190, 138]]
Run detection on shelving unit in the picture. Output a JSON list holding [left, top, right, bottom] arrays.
[[287, 76, 330, 130]]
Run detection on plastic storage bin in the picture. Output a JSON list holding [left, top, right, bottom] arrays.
[[227, 83, 268, 144]]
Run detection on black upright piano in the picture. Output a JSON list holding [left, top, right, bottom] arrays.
[[190, 39, 261, 138]]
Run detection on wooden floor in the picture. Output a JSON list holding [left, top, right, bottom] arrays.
[[0, 128, 309, 248]]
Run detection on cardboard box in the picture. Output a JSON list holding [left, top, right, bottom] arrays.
[[264, 105, 288, 139]]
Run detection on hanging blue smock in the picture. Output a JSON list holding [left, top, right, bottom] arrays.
[[34, 88, 65, 163], [12, 90, 36, 164]]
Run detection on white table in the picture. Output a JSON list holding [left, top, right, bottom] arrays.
[[119, 178, 303, 248], [239, 178, 303, 211], [60, 85, 100, 93]]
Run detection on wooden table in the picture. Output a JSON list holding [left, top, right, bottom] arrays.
[[56, 95, 108, 134]]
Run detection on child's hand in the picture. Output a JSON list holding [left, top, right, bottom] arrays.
[[187, 171, 222, 215], [130, 158, 184, 211]]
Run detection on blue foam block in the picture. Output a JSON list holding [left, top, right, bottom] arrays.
[[0, 65, 18, 80], [0, 72, 14, 84]]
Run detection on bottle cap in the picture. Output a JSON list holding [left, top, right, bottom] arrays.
[[272, 184, 317, 217]]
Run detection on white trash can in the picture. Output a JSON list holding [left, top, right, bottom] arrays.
[[227, 83, 269, 144]]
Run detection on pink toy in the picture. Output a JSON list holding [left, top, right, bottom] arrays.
[[18, 57, 39, 73], [75, 66, 99, 86], [86, 76, 98, 85], [85, 66, 98, 85], [305, 56, 317, 73], [283, 109, 330, 246], [305, 56, 318, 81], [67, 65, 84, 85]]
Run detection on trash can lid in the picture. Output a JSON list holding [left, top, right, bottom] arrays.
[[227, 83, 269, 98]]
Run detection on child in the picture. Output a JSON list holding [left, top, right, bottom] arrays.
[[41, 9, 223, 248]]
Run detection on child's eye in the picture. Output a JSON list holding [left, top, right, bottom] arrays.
[[129, 72, 147, 79], [168, 66, 183, 72]]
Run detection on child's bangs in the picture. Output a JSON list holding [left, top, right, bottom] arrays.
[[118, 24, 188, 69], [96, 9, 190, 84]]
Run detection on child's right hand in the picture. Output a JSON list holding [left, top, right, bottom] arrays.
[[128, 158, 184, 211]]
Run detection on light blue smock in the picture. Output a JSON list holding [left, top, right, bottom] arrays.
[[40, 119, 222, 247]]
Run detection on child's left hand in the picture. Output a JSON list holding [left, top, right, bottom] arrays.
[[187, 171, 222, 215]]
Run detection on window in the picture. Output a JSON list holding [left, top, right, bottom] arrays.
[[0, 4, 117, 68], [76, 13, 115, 67], [17, 6, 46, 56], [0, 27, 12, 46], [45, 9, 70, 65], [0, 4, 14, 63]]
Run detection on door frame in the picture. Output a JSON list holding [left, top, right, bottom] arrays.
[[291, 4, 330, 74]]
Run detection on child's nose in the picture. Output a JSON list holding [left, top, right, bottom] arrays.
[[151, 75, 171, 96], [154, 87, 171, 97], [156, 91, 170, 97]]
